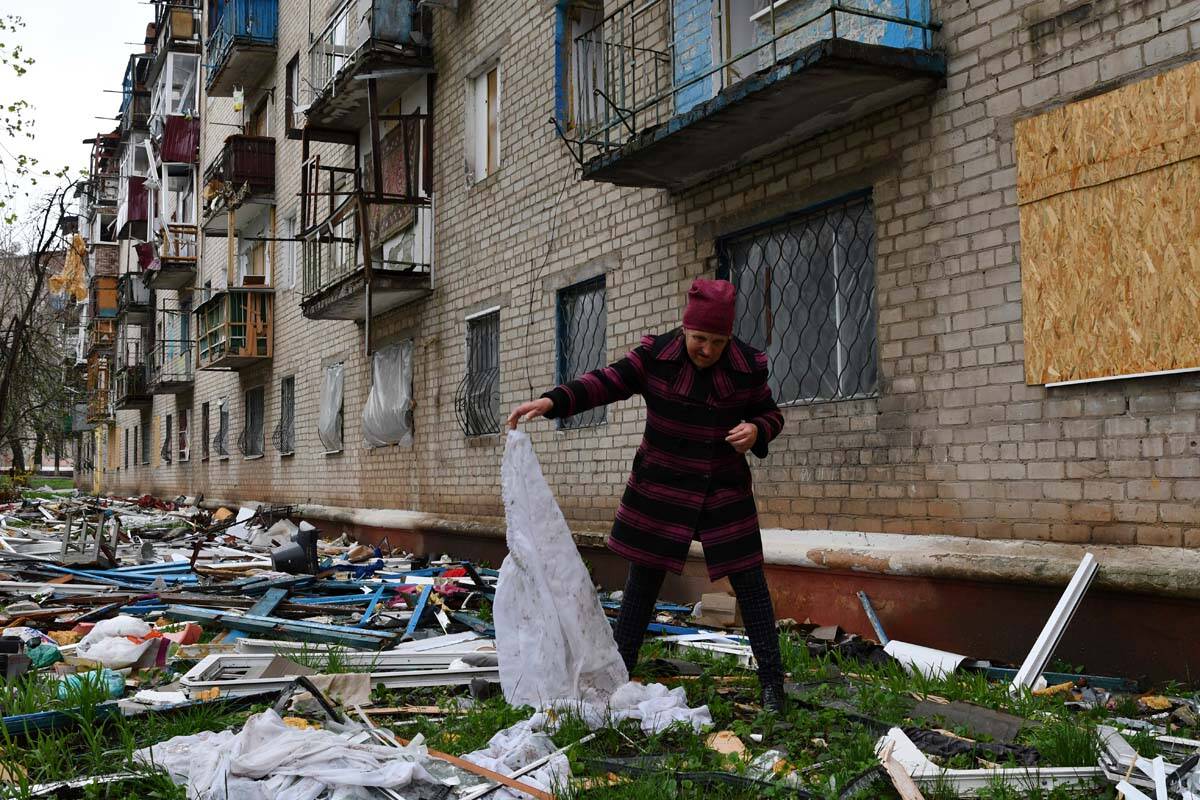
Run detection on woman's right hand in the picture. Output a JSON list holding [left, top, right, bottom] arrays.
[[506, 398, 554, 429]]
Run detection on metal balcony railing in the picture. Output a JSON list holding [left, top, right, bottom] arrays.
[[204, 135, 275, 197], [114, 364, 151, 405], [150, 339, 194, 387], [87, 319, 117, 354], [206, 0, 278, 90], [571, 0, 936, 154], [118, 273, 151, 311], [308, 0, 429, 103]]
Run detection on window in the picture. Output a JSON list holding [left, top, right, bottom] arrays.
[[215, 398, 230, 457], [133, 425, 139, 467], [561, 4, 604, 130], [363, 340, 414, 447], [318, 363, 344, 453], [557, 277, 607, 429], [123, 428, 129, 469], [718, 193, 878, 405], [273, 375, 295, 455], [285, 53, 300, 134], [179, 407, 190, 462], [467, 65, 500, 182], [284, 214, 298, 290], [162, 414, 173, 464], [241, 387, 265, 457], [455, 310, 500, 436], [140, 420, 151, 465], [201, 402, 210, 460], [245, 95, 270, 138]]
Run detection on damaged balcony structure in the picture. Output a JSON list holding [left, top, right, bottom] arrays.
[[298, 0, 435, 325], [205, 0, 278, 97], [149, 304, 196, 394], [561, 0, 944, 190]]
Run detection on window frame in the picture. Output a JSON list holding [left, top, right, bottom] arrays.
[[275, 375, 296, 456], [242, 386, 266, 459], [555, 276, 607, 430], [201, 401, 210, 461], [456, 308, 501, 437], [466, 63, 501, 183]]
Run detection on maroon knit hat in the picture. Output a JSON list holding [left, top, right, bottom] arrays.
[[683, 278, 736, 336]]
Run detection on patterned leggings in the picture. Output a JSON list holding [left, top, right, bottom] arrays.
[[612, 563, 784, 685]]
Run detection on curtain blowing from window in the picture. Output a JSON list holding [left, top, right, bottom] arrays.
[[363, 340, 414, 448], [318, 362, 344, 452]]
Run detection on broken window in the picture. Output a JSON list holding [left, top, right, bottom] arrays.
[[241, 386, 265, 458], [140, 419, 151, 465], [467, 64, 500, 183], [162, 414, 173, 464], [124, 428, 129, 469], [179, 407, 190, 462], [363, 340, 414, 448], [564, 4, 605, 131], [318, 362, 344, 453], [557, 277, 606, 429], [285, 53, 301, 134], [273, 375, 295, 455], [455, 311, 500, 436], [201, 402, 210, 461], [719, 193, 877, 405], [214, 398, 230, 457]]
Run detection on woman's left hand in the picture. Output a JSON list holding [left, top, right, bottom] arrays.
[[725, 422, 758, 454]]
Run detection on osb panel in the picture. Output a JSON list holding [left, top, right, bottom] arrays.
[[1018, 60, 1200, 384], [1016, 60, 1200, 205], [1020, 158, 1200, 384]]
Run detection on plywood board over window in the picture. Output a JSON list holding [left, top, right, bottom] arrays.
[[1016, 59, 1200, 385]]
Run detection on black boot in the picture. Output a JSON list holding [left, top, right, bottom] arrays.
[[761, 679, 787, 713]]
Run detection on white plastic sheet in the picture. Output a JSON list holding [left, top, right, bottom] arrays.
[[76, 615, 158, 669], [494, 430, 628, 708], [318, 362, 344, 453], [362, 340, 414, 448], [134, 708, 433, 800]]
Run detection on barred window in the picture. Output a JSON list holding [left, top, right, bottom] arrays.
[[273, 376, 295, 455], [718, 194, 878, 405], [241, 387, 265, 457], [455, 311, 500, 436], [557, 277, 606, 429], [140, 420, 151, 465], [214, 399, 230, 457]]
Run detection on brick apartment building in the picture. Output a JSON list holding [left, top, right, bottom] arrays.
[[71, 0, 1200, 677]]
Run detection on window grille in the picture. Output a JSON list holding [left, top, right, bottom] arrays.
[[162, 415, 173, 464], [556, 277, 606, 429], [214, 401, 230, 457], [717, 193, 878, 405], [240, 387, 265, 457], [454, 311, 500, 436], [273, 376, 295, 454]]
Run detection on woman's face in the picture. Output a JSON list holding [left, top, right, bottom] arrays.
[[683, 328, 730, 369]]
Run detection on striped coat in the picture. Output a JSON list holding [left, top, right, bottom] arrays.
[[542, 329, 784, 580]]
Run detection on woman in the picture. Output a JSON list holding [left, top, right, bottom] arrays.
[[507, 278, 787, 710]]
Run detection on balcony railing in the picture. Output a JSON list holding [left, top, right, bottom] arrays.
[[308, 0, 430, 101], [145, 223, 199, 290], [206, 0, 278, 95], [195, 288, 273, 370], [86, 356, 112, 423], [87, 319, 117, 354], [121, 92, 152, 134], [149, 338, 195, 392], [567, 0, 941, 189], [117, 273, 152, 319], [114, 364, 153, 410], [90, 174, 120, 208], [204, 135, 275, 209]]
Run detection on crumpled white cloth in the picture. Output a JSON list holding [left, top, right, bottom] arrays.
[[76, 615, 157, 669], [133, 709, 434, 800], [549, 681, 713, 735], [494, 431, 629, 709], [462, 719, 568, 800]]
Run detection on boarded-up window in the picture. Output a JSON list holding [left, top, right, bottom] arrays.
[[1017, 60, 1200, 385]]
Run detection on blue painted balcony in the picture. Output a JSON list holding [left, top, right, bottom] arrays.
[[560, 0, 944, 191], [206, 0, 278, 97]]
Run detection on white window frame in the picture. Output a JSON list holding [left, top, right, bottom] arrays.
[[465, 62, 501, 184]]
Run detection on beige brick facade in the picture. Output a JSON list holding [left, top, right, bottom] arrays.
[[84, 0, 1200, 552]]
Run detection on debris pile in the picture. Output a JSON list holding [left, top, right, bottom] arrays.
[[0, 480, 1196, 798]]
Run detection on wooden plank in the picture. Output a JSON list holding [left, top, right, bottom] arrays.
[[1016, 60, 1200, 384], [878, 741, 927, 800]]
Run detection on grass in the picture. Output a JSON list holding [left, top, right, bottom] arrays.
[[0, 627, 1178, 799]]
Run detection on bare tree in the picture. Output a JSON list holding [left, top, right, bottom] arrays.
[[0, 181, 79, 472]]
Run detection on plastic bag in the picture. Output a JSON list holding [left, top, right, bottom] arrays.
[[494, 430, 628, 708], [362, 340, 414, 448], [76, 615, 156, 669], [318, 362, 344, 452]]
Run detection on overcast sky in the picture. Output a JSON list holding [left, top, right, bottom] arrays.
[[0, 0, 150, 222]]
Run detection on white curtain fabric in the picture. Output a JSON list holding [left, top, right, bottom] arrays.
[[317, 362, 344, 452], [362, 340, 414, 448]]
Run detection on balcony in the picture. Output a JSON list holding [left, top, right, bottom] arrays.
[[114, 364, 153, 411], [149, 0, 201, 80], [87, 319, 117, 355], [86, 355, 113, 424], [117, 274, 152, 323], [144, 224, 198, 290], [90, 174, 120, 210], [201, 135, 275, 234], [149, 338, 195, 394], [303, 0, 432, 133], [299, 149, 433, 321], [565, 0, 943, 191], [195, 288, 273, 370], [206, 0, 278, 97]]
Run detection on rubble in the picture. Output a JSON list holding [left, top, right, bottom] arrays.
[[0, 488, 1196, 799]]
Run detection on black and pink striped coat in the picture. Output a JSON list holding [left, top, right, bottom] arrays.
[[542, 329, 784, 580]]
